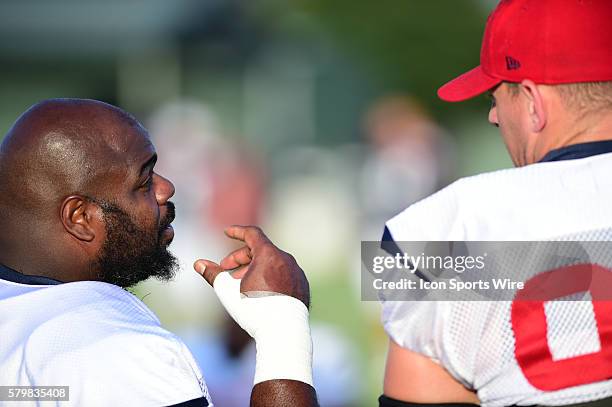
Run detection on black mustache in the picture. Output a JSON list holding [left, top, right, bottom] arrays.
[[160, 201, 176, 230]]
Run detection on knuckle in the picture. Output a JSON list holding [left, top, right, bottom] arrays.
[[283, 251, 297, 264], [274, 251, 297, 270], [250, 225, 268, 239], [260, 242, 277, 256], [253, 226, 265, 237]]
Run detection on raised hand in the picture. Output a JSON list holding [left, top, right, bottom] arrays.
[[194, 225, 318, 407]]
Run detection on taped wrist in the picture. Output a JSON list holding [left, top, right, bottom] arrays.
[[213, 272, 313, 386]]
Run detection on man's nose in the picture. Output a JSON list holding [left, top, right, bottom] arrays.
[[488, 106, 499, 127], [154, 173, 175, 204]]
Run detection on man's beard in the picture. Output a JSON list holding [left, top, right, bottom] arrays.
[[92, 199, 178, 288]]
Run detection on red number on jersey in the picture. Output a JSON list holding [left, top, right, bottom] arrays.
[[511, 263, 612, 391]]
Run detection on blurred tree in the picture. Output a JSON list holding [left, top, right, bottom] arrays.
[[290, 0, 490, 118]]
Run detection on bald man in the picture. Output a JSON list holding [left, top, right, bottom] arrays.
[[0, 99, 317, 407]]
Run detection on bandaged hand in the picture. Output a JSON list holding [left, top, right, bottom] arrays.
[[194, 226, 313, 386]]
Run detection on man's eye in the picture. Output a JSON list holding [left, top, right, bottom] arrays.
[[140, 177, 153, 190], [487, 93, 496, 108]]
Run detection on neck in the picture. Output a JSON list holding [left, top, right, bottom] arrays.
[[0, 253, 65, 282], [0, 239, 89, 283], [533, 111, 612, 162]]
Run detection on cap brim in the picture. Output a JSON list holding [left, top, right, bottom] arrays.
[[437, 66, 502, 102]]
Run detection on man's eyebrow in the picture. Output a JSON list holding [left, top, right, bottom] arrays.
[[139, 154, 157, 176]]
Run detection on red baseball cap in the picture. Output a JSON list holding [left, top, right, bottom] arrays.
[[438, 0, 612, 102]]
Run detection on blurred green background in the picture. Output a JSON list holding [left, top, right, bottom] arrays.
[[0, 1, 512, 405]]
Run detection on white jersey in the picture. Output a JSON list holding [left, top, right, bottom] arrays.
[[383, 152, 612, 406], [0, 277, 212, 407]]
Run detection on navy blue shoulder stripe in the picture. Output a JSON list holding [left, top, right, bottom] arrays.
[[380, 226, 430, 282], [165, 396, 209, 407], [538, 140, 612, 162], [0, 263, 63, 285]]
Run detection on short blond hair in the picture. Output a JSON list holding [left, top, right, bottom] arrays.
[[555, 82, 612, 114], [506, 81, 612, 115]]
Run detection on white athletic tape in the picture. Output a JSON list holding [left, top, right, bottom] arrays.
[[213, 272, 313, 386]]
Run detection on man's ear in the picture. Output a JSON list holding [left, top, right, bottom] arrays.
[[60, 195, 101, 242], [520, 79, 547, 133]]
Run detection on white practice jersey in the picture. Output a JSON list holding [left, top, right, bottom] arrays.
[[383, 152, 612, 406], [0, 277, 212, 407]]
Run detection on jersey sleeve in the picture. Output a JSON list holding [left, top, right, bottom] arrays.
[[30, 320, 212, 407], [65, 329, 211, 406], [23, 283, 213, 407], [380, 180, 466, 363], [382, 300, 448, 364]]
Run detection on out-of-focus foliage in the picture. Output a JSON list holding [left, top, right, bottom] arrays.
[[250, 0, 490, 118]]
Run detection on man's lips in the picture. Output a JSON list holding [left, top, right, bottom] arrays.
[[159, 201, 176, 244], [161, 224, 175, 245], [165, 201, 176, 223]]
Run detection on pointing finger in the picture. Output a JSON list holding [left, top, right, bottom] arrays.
[[224, 225, 272, 251], [220, 246, 253, 270]]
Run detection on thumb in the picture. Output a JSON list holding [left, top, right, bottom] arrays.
[[194, 259, 224, 287]]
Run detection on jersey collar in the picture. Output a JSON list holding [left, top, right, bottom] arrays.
[[538, 140, 612, 163], [0, 263, 63, 285]]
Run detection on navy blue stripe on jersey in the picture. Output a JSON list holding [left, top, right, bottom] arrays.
[[165, 396, 209, 407], [539, 140, 612, 162], [379, 395, 478, 406], [0, 263, 63, 285], [381, 226, 431, 282]]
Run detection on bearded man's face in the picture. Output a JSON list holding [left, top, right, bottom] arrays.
[[93, 199, 178, 288]]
